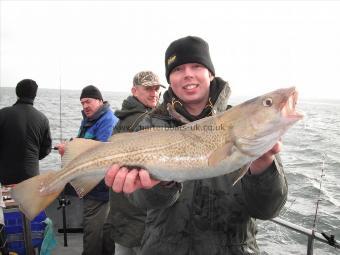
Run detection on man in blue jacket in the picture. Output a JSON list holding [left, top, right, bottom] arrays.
[[57, 85, 118, 255]]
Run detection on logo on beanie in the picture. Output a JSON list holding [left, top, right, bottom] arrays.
[[167, 55, 176, 66]]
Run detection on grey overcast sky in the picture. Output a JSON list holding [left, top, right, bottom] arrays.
[[1, 0, 340, 100]]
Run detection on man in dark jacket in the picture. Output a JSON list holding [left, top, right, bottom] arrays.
[[56, 85, 119, 255], [105, 36, 287, 255], [0, 79, 52, 185], [103, 71, 164, 255]]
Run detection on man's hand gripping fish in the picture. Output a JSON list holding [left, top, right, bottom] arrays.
[[11, 87, 303, 220]]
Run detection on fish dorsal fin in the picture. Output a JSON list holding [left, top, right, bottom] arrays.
[[108, 127, 171, 142], [69, 171, 105, 198], [208, 143, 234, 167], [181, 112, 223, 130], [62, 138, 101, 168], [139, 127, 174, 132], [108, 132, 131, 142]]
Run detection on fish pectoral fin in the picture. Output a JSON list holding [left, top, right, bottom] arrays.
[[208, 143, 234, 167], [11, 171, 63, 220], [70, 172, 105, 198], [62, 138, 101, 167], [231, 162, 252, 186]]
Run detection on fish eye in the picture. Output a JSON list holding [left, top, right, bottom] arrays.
[[263, 98, 273, 107]]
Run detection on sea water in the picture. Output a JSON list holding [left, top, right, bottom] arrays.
[[1, 87, 339, 255]]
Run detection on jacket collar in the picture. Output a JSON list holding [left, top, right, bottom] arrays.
[[13, 97, 34, 106], [161, 77, 231, 123], [115, 96, 151, 119]]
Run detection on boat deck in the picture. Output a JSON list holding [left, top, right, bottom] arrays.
[[53, 232, 83, 255], [47, 195, 85, 254]]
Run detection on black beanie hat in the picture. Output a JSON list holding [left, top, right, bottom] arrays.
[[165, 36, 215, 83], [80, 85, 103, 101], [16, 79, 38, 99]]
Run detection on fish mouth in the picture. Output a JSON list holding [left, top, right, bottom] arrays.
[[281, 87, 304, 120]]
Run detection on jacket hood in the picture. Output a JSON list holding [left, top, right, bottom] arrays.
[[115, 96, 151, 119]]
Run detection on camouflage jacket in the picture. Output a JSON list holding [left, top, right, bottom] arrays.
[[106, 96, 153, 247], [130, 77, 288, 255]]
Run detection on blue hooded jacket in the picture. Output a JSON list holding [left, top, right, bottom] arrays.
[[77, 102, 118, 201]]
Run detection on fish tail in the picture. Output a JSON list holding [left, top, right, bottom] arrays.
[[11, 171, 65, 220]]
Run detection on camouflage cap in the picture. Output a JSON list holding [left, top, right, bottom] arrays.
[[133, 71, 166, 88]]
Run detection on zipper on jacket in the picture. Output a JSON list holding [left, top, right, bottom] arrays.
[[188, 180, 200, 255]]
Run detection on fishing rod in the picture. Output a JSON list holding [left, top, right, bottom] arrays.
[[270, 153, 338, 254], [56, 73, 70, 247], [312, 154, 326, 230], [308, 153, 338, 254]]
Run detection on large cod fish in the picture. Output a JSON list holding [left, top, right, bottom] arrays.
[[12, 87, 303, 220]]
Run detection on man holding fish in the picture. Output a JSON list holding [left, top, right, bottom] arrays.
[[11, 36, 302, 255], [105, 36, 291, 255]]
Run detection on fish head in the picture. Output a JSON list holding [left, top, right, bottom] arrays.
[[231, 87, 303, 158]]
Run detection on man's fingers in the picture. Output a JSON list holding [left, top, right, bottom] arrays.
[[112, 167, 129, 193], [263, 141, 282, 158], [105, 166, 160, 194], [54, 143, 66, 156], [104, 164, 121, 186], [139, 169, 160, 189], [123, 169, 140, 194], [270, 141, 282, 155]]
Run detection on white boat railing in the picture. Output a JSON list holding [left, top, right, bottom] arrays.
[[270, 217, 339, 255]]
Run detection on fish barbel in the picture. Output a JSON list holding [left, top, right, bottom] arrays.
[[11, 87, 303, 219]]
